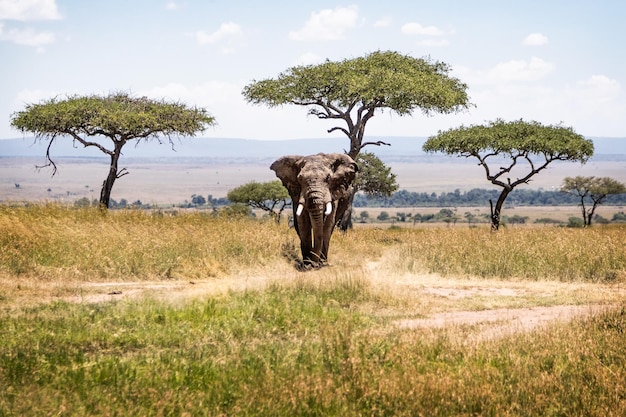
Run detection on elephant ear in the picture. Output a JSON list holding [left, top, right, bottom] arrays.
[[270, 155, 303, 199], [328, 153, 358, 198], [330, 153, 358, 183]]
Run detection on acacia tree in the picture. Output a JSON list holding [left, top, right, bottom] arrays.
[[561, 176, 626, 226], [10, 92, 215, 208], [423, 119, 594, 231], [227, 180, 291, 223], [354, 152, 399, 197], [243, 50, 470, 226]]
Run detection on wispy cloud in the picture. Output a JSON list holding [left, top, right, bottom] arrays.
[[165, 2, 181, 11], [373, 17, 392, 28], [192, 22, 243, 53], [401, 22, 446, 36], [289, 5, 359, 41], [401, 21, 452, 47], [0, 0, 62, 21], [0, 23, 55, 47], [488, 57, 555, 82], [523, 33, 548, 46]]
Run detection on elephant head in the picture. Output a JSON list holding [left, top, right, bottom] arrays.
[[270, 153, 358, 268]]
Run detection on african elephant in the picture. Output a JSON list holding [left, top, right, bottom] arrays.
[[270, 153, 358, 268]]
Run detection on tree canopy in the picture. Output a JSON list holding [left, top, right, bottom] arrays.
[[353, 152, 399, 198], [10, 92, 214, 208], [242, 50, 471, 158], [226, 180, 291, 223], [561, 176, 626, 226], [423, 119, 594, 230]]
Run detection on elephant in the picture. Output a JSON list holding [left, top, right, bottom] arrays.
[[270, 153, 358, 268]]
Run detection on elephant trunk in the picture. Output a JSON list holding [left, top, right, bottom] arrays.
[[305, 193, 333, 264]]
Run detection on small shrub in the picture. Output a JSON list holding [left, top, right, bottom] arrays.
[[567, 217, 584, 228]]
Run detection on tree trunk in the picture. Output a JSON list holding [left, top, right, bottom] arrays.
[[490, 187, 511, 231], [580, 200, 589, 227], [337, 191, 354, 232], [99, 142, 124, 209], [586, 202, 600, 227]]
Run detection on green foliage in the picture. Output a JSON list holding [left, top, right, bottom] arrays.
[[377, 211, 390, 221], [190, 194, 206, 206], [243, 50, 470, 156], [227, 180, 291, 222], [353, 152, 399, 197], [424, 119, 593, 161], [561, 176, 626, 226], [567, 217, 585, 228], [613, 211, 626, 222], [243, 50, 469, 116], [423, 119, 594, 230], [10, 92, 214, 141], [353, 187, 626, 208]]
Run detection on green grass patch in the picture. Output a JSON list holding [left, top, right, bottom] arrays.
[[1, 282, 625, 416]]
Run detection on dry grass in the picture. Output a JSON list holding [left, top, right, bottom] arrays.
[[1, 204, 626, 416]]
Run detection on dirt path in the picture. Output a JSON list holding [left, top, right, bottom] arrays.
[[47, 263, 625, 342]]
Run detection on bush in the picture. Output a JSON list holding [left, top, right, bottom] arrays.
[[567, 217, 584, 228], [377, 211, 390, 221]]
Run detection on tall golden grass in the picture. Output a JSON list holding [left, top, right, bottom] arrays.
[[1, 204, 625, 283]]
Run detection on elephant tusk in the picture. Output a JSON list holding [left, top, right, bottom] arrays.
[[325, 202, 333, 216], [296, 204, 304, 216]]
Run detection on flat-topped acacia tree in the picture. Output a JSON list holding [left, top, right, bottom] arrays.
[[561, 176, 626, 226], [243, 50, 470, 159], [11, 92, 215, 208], [243, 50, 470, 227], [423, 119, 594, 230]]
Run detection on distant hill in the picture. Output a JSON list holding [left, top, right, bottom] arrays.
[[1, 136, 625, 162]]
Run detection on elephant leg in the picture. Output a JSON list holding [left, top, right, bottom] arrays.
[[320, 211, 336, 263], [296, 212, 313, 262]]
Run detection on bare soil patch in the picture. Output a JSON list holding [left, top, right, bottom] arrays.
[[3, 263, 624, 342]]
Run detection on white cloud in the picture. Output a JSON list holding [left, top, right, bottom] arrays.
[[0, 0, 61, 21], [401, 22, 446, 36], [0, 23, 55, 46], [194, 22, 242, 45], [576, 74, 621, 97], [165, 2, 181, 11], [288, 5, 358, 41], [523, 32, 548, 46], [373, 17, 392, 28], [488, 57, 555, 82]]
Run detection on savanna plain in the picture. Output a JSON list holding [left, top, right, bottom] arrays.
[[1, 204, 625, 416]]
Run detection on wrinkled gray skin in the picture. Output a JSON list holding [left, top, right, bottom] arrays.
[[271, 153, 358, 268]]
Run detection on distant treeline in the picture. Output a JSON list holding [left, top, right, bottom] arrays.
[[353, 188, 626, 208]]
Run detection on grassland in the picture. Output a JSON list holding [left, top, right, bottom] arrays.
[[1, 204, 625, 416]]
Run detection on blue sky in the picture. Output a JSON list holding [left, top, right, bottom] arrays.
[[1, 0, 624, 140]]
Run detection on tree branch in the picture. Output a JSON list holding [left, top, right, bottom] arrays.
[[358, 140, 392, 152], [67, 131, 114, 155], [36, 136, 59, 176], [116, 168, 130, 179]]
